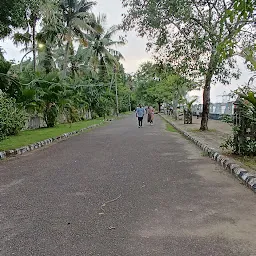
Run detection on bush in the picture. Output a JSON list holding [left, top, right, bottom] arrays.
[[0, 94, 26, 140], [67, 106, 80, 123], [221, 114, 233, 123], [44, 103, 58, 128], [221, 87, 256, 156]]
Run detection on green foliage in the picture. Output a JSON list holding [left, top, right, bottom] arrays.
[[44, 103, 58, 127], [0, 0, 127, 136], [134, 61, 193, 108], [166, 123, 177, 133], [0, 0, 28, 38], [17, 71, 73, 127], [223, 0, 255, 66], [185, 97, 198, 111], [60, 0, 97, 76], [0, 51, 22, 99], [222, 86, 256, 155], [221, 114, 233, 123], [122, 0, 251, 81], [122, 0, 255, 130], [0, 94, 26, 140], [67, 106, 80, 123], [86, 13, 126, 80]]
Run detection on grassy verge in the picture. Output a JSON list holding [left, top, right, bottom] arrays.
[[233, 155, 256, 171], [166, 123, 177, 133], [0, 119, 105, 151], [121, 111, 132, 115], [189, 128, 217, 133]]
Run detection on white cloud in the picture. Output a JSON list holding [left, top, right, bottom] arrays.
[[189, 57, 254, 103]]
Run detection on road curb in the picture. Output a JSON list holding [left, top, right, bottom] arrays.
[[0, 122, 105, 160], [160, 114, 256, 193]]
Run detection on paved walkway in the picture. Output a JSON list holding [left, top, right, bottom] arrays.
[[0, 115, 256, 255], [162, 114, 256, 173], [162, 114, 232, 152]]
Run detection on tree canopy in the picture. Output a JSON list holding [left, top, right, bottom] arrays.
[[133, 61, 195, 113], [122, 0, 256, 130], [0, 0, 132, 138]]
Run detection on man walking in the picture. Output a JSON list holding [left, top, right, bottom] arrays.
[[136, 104, 145, 128]]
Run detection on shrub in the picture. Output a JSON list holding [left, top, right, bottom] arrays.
[[44, 103, 58, 128], [221, 114, 233, 123], [221, 87, 256, 156], [0, 94, 26, 140], [66, 106, 80, 123]]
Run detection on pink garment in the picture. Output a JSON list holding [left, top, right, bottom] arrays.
[[147, 107, 154, 122], [148, 107, 153, 114]]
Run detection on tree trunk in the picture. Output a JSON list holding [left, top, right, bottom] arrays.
[[158, 102, 161, 112], [32, 15, 37, 72], [45, 44, 53, 74], [70, 43, 76, 77], [173, 99, 178, 120], [200, 76, 211, 131], [63, 40, 70, 77], [63, 25, 71, 78], [20, 50, 33, 72], [200, 51, 217, 131]]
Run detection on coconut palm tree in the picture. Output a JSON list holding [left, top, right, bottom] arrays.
[[36, 0, 65, 73], [12, 0, 48, 72], [86, 14, 126, 81], [13, 0, 62, 73], [60, 0, 97, 77]]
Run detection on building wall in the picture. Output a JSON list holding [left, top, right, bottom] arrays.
[[193, 102, 234, 116], [23, 110, 92, 130]]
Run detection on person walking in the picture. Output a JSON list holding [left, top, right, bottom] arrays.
[[148, 106, 154, 125], [196, 107, 200, 119], [151, 107, 155, 124], [136, 104, 145, 128]]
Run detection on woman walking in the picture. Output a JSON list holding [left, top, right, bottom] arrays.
[[147, 106, 154, 125]]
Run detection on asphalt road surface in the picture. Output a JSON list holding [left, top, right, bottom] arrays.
[[1, 115, 256, 256]]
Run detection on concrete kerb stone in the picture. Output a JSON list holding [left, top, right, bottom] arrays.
[[0, 122, 105, 160], [159, 114, 256, 193], [0, 151, 6, 159]]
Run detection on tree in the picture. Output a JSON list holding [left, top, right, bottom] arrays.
[[0, 0, 129, 134], [86, 14, 126, 80], [18, 70, 74, 127], [60, 0, 96, 77], [122, 0, 255, 130], [0, 94, 26, 140], [13, 0, 45, 72], [0, 49, 21, 99], [37, 0, 65, 73], [0, 0, 28, 38], [134, 62, 193, 113]]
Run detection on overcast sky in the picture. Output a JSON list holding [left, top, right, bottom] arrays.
[[0, 0, 254, 103]]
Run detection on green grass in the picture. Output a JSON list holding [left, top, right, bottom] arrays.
[[0, 119, 105, 151], [189, 128, 217, 133], [121, 111, 132, 115], [166, 123, 177, 133], [201, 151, 208, 157], [234, 156, 256, 171]]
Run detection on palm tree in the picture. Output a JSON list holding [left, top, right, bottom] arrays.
[[13, 0, 62, 73], [60, 0, 97, 77], [86, 14, 126, 81], [13, 0, 45, 72], [36, 0, 65, 73]]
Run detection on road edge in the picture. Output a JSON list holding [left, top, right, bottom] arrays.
[[159, 114, 256, 193], [0, 122, 106, 160]]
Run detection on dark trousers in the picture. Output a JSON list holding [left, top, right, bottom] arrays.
[[138, 117, 143, 127]]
